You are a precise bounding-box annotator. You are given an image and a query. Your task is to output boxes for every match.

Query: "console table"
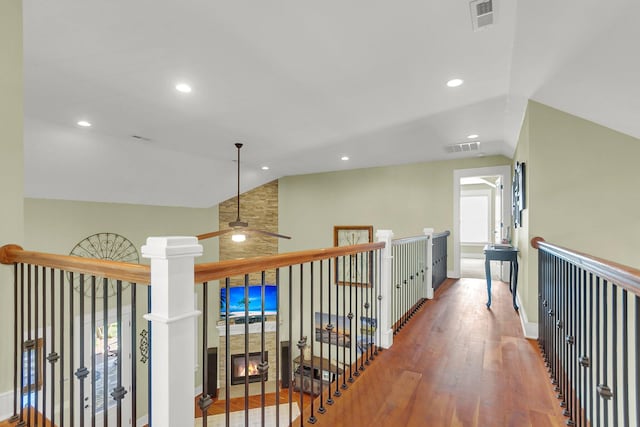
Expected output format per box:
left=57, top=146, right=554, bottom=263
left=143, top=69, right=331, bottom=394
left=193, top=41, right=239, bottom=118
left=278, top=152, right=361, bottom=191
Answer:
left=484, top=244, right=519, bottom=310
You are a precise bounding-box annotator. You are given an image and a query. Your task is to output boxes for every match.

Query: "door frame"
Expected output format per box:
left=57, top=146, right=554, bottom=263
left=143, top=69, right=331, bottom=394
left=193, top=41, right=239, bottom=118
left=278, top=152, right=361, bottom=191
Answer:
left=453, top=165, right=511, bottom=278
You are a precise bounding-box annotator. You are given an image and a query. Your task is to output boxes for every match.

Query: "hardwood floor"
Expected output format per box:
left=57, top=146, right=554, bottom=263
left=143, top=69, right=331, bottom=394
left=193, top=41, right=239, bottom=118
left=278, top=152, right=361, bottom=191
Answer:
left=301, top=278, right=568, bottom=427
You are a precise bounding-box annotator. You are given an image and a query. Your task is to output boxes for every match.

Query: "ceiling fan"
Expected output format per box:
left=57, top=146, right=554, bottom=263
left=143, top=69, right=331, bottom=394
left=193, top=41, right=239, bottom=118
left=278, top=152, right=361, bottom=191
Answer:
left=197, top=143, right=291, bottom=242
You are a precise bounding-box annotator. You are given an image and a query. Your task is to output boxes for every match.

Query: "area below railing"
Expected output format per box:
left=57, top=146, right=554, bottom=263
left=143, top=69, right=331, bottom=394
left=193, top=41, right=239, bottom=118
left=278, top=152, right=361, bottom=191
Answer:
left=532, top=236, right=640, bottom=427
left=1, top=227, right=449, bottom=427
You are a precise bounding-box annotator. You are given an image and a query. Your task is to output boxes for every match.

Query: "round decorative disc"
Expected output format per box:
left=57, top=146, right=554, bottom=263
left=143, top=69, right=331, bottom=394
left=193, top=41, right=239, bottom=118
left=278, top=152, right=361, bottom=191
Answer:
left=69, top=232, right=139, bottom=298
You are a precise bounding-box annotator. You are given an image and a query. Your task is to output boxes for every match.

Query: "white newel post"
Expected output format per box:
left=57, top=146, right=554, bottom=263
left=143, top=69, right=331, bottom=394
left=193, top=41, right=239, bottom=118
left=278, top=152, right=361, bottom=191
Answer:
left=376, top=229, right=394, bottom=349
left=423, top=228, right=434, bottom=300
left=142, top=237, right=203, bottom=427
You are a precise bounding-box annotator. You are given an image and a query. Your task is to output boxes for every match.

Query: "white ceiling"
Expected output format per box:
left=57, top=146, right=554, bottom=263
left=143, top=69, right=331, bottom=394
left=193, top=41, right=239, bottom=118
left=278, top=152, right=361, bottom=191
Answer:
left=22, top=0, right=640, bottom=208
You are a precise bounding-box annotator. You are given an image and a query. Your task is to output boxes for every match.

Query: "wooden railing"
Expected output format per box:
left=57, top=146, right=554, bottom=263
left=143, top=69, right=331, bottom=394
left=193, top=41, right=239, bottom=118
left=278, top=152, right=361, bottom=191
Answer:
left=532, top=237, right=640, bottom=427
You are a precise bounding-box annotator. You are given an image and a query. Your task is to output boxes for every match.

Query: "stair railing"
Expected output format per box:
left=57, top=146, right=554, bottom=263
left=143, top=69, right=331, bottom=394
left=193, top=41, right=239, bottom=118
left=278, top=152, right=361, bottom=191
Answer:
left=532, top=237, right=640, bottom=427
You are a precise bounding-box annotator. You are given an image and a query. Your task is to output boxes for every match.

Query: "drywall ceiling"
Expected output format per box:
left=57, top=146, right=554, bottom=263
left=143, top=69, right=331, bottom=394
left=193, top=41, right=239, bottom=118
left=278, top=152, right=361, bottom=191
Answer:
left=21, top=0, right=640, bottom=207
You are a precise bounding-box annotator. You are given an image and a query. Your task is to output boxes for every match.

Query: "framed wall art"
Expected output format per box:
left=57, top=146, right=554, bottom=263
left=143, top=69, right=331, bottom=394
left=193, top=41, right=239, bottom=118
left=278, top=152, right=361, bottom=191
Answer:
left=333, top=225, right=373, bottom=286
left=512, top=162, right=526, bottom=228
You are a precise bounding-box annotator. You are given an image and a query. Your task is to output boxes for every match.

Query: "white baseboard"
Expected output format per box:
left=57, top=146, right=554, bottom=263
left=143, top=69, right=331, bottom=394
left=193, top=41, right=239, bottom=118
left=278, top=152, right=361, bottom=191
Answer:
left=461, top=253, right=484, bottom=259
left=516, top=293, right=538, bottom=339
left=0, top=389, right=14, bottom=421
left=447, top=270, right=458, bottom=279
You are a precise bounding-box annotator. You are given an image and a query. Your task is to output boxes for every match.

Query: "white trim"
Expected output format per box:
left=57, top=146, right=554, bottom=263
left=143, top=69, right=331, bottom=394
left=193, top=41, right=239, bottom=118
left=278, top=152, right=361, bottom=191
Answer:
left=447, top=269, right=458, bottom=279
left=461, top=253, right=484, bottom=259
left=0, top=389, right=14, bottom=421
left=516, top=293, right=538, bottom=339
left=136, top=414, right=149, bottom=427
left=453, top=165, right=511, bottom=279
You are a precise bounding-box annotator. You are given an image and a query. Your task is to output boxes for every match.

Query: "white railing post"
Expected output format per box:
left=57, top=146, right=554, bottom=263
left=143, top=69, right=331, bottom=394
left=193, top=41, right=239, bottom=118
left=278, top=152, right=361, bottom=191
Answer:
left=142, top=236, right=203, bottom=427
left=376, top=229, right=394, bottom=349
left=424, top=228, right=434, bottom=300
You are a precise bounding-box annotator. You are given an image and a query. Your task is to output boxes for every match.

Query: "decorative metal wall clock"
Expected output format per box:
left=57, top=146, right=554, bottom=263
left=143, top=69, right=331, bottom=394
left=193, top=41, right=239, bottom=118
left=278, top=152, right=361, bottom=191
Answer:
left=69, top=232, right=139, bottom=297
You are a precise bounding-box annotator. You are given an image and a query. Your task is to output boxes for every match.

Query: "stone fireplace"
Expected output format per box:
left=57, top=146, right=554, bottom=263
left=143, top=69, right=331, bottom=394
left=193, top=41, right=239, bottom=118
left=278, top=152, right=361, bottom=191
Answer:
left=217, top=320, right=278, bottom=399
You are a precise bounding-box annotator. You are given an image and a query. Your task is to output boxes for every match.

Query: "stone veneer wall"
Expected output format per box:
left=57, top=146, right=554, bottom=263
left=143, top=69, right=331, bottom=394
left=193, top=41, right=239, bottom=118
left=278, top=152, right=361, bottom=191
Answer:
left=217, top=180, right=280, bottom=397
left=219, top=179, right=279, bottom=284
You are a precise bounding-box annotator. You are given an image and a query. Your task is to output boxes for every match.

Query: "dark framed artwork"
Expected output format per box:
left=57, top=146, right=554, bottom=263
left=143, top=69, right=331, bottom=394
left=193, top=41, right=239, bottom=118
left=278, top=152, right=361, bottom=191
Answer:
left=512, top=162, right=526, bottom=228
left=333, top=225, right=373, bottom=286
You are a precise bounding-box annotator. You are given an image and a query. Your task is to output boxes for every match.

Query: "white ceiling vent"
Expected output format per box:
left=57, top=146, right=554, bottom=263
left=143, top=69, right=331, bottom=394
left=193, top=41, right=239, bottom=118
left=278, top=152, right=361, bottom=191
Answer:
left=445, top=141, right=480, bottom=154
left=470, top=0, right=494, bottom=31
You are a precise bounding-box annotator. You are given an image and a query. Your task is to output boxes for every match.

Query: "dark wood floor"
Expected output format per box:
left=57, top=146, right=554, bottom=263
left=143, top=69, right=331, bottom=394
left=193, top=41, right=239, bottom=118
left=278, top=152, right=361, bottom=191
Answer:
left=300, top=278, right=568, bottom=427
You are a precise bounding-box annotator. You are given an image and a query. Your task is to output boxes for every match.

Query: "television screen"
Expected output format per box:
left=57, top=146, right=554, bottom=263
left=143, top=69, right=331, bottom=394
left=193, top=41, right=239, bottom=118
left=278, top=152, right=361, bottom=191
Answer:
left=220, top=285, right=277, bottom=317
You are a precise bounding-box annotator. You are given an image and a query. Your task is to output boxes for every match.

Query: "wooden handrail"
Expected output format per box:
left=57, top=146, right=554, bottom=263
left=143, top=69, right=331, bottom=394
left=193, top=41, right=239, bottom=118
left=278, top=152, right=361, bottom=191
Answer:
left=392, top=235, right=429, bottom=246
left=531, top=237, right=640, bottom=297
left=1, top=241, right=386, bottom=286
left=195, top=241, right=385, bottom=283
left=433, top=230, right=451, bottom=239
left=0, top=244, right=151, bottom=284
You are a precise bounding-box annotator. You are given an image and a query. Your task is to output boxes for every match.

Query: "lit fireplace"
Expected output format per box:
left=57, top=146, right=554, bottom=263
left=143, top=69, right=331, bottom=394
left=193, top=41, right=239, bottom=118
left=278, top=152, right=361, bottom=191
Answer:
left=230, top=351, right=268, bottom=385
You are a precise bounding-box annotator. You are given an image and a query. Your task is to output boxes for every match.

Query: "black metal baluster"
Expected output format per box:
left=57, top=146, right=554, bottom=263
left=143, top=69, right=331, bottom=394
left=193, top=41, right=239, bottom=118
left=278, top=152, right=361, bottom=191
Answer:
left=588, top=273, right=594, bottom=425
left=115, top=281, right=128, bottom=427
left=601, top=280, right=609, bottom=426
left=48, top=268, right=58, bottom=427
left=260, top=272, right=267, bottom=426
left=59, top=269, right=65, bottom=427
left=333, top=258, right=341, bottom=399
left=318, top=260, right=326, bottom=415
left=635, top=295, right=639, bottom=427
left=581, top=269, right=588, bottom=427
left=91, top=276, right=97, bottom=427
left=77, top=274, right=88, bottom=427
left=612, top=284, right=618, bottom=427
left=275, top=268, right=281, bottom=427
left=326, top=258, right=334, bottom=406
left=9, top=264, right=19, bottom=425
left=287, top=267, right=293, bottom=424
left=69, top=271, right=75, bottom=427
left=298, top=265, right=304, bottom=427
left=309, top=263, right=317, bottom=424
left=576, top=268, right=582, bottom=427
left=130, top=283, right=137, bottom=427
left=359, top=252, right=365, bottom=373
left=225, top=279, right=230, bottom=427
left=147, top=283, right=152, bottom=427
left=34, top=266, right=40, bottom=427
left=200, top=282, right=211, bottom=426
left=103, top=277, right=108, bottom=427
left=595, top=277, right=601, bottom=426
left=244, top=274, right=250, bottom=426
left=621, top=290, right=628, bottom=427
left=41, top=267, right=47, bottom=427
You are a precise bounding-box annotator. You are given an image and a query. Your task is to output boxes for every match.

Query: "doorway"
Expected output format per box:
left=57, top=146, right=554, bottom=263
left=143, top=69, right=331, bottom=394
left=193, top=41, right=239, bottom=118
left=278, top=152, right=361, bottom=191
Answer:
left=453, top=165, right=511, bottom=279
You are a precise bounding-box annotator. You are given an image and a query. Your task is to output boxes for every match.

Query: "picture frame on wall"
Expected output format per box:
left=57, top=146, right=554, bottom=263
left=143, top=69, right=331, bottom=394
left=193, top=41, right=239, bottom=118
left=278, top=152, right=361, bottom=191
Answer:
left=333, top=225, right=373, bottom=286
left=513, top=162, right=526, bottom=228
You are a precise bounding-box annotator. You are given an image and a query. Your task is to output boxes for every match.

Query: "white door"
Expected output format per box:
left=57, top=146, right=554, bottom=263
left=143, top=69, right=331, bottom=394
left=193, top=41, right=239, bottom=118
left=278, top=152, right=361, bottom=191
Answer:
left=76, top=309, right=132, bottom=427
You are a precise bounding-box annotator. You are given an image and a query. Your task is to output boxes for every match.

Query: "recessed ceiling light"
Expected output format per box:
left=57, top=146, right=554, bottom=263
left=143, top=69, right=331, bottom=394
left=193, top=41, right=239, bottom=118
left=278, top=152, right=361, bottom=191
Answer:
left=341, top=156, right=349, bottom=161
left=77, top=120, right=92, bottom=127
left=175, top=83, right=192, bottom=93
left=467, top=134, right=479, bottom=139
left=261, top=166, right=269, bottom=171
left=446, top=78, right=464, bottom=88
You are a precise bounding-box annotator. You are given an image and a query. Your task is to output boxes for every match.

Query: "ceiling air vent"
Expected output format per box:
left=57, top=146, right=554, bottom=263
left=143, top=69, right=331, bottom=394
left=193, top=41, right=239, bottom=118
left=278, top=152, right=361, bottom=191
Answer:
left=445, top=141, right=480, bottom=154
left=470, top=0, right=494, bottom=31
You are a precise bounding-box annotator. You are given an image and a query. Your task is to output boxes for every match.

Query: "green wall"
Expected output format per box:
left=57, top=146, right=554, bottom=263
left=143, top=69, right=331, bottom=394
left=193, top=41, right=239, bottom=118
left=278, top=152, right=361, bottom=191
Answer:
left=514, top=101, right=640, bottom=323
left=279, top=155, right=512, bottom=271
left=0, top=0, right=23, bottom=407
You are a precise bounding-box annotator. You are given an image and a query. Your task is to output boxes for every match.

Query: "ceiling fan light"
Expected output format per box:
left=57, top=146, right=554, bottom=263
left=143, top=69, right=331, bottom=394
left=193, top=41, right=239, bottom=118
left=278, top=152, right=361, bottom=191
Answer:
left=231, top=233, right=246, bottom=243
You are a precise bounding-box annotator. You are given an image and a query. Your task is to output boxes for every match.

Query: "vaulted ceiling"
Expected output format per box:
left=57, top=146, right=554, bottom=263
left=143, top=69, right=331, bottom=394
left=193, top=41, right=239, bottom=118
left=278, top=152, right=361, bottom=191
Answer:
left=22, top=0, right=640, bottom=207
